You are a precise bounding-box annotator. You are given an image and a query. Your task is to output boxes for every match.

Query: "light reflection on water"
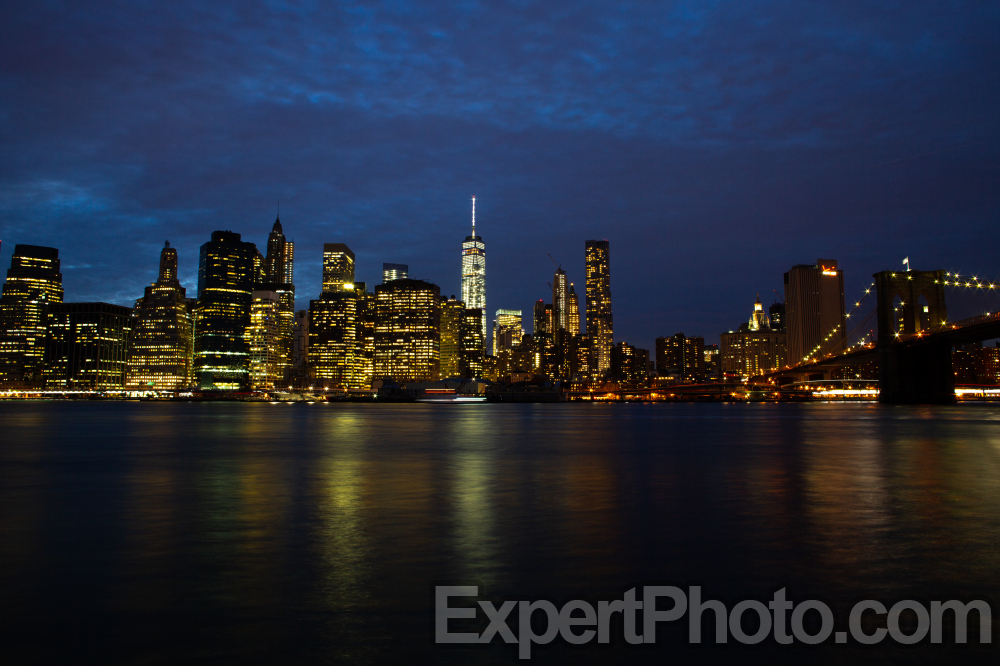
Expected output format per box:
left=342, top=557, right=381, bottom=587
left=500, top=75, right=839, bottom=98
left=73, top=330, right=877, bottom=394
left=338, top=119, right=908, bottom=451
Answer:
left=1, top=401, right=999, bottom=664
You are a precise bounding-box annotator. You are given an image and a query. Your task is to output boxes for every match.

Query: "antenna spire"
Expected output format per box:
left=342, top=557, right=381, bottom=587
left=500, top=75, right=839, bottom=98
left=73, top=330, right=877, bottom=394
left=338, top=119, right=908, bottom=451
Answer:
left=471, top=195, right=476, bottom=236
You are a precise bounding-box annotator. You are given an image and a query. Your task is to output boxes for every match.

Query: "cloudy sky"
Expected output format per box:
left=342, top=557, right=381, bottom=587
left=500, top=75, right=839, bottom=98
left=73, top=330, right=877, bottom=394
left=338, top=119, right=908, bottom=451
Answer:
left=2, top=0, right=997, bottom=349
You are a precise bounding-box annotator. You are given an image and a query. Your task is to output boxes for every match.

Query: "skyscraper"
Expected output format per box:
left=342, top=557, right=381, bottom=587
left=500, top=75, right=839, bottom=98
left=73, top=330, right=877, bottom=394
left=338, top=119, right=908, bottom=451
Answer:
left=354, top=282, right=375, bottom=388
left=128, top=242, right=194, bottom=390
left=784, top=259, right=846, bottom=364
left=309, top=243, right=360, bottom=388
left=44, top=302, right=134, bottom=389
left=248, top=290, right=282, bottom=390
left=382, top=263, right=409, bottom=283
left=552, top=268, right=569, bottom=332
left=533, top=300, right=548, bottom=336
left=461, top=196, right=486, bottom=341
left=440, top=295, right=464, bottom=378
left=748, top=294, right=769, bottom=331
left=323, top=243, right=356, bottom=292
left=769, top=302, right=785, bottom=333
left=720, top=296, right=788, bottom=379
left=0, top=245, right=64, bottom=387
left=374, top=279, right=441, bottom=382
left=194, top=230, right=258, bottom=390
left=492, top=309, right=523, bottom=356
left=264, top=216, right=288, bottom=283
left=567, top=283, right=580, bottom=336
left=585, top=240, right=613, bottom=374
left=460, top=307, right=484, bottom=378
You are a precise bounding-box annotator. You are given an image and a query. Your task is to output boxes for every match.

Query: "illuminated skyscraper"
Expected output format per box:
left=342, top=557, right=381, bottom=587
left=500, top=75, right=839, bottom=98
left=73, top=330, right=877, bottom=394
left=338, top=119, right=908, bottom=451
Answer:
left=128, top=242, right=194, bottom=390
left=748, top=294, right=770, bottom=331
left=461, top=196, right=486, bottom=341
left=585, top=240, right=613, bottom=374
left=248, top=290, right=282, bottom=390
left=567, top=284, right=580, bottom=336
left=440, top=295, right=464, bottom=378
left=720, top=297, right=787, bottom=379
left=552, top=268, right=568, bottom=331
left=309, top=243, right=360, bottom=388
left=784, top=259, right=845, bottom=363
left=282, top=241, right=294, bottom=284
left=194, top=230, right=258, bottom=390
left=460, top=307, right=484, bottom=378
left=323, top=243, right=356, bottom=291
left=533, top=300, right=548, bottom=336
left=374, top=279, right=441, bottom=382
left=0, top=244, right=64, bottom=386
left=382, top=263, right=409, bottom=283
left=44, top=303, right=134, bottom=389
left=354, top=282, right=375, bottom=388
left=492, top=309, right=523, bottom=356
left=261, top=216, right=295, bottom=381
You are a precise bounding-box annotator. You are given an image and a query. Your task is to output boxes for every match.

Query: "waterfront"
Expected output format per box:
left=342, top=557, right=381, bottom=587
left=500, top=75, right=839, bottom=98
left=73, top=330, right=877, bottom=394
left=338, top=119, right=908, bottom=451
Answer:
left=2, top=402, right=1000, bottom=664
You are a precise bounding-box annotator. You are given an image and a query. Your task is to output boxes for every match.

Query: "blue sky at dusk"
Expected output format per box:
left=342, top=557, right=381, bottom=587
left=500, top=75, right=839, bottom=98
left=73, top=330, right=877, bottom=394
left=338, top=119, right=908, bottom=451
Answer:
left=1, top=0, right=998, bottom=349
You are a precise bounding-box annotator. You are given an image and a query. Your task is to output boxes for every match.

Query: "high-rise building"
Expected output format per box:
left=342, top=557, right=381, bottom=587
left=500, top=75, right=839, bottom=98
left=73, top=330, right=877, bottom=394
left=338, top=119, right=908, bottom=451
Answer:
left=440, top=296, right=464, bottom=378
left=585, top=240, right=613, bottom=374
left=382, top=263, right=409, bottom=283
left=194, top=230, right=259, bottom=390
left=568, top=333, right=593, bottom=380
left=248, top=290, right=282, bottom=390
left=655, top=333, right=704, bottom=382
left=552, top=268, right=569, bottom=332
left=769, top=302, right=785, bottom=333
left=720, top=297, right=788, bottom=379
left=354, top=282, right=375, bottom=388
left=0, top=245, right=64, bottom=386
left=292, top=309, right=308, bottom=374
left=323, top=243, right=356, bottom=292
left=460, top=307, right=484, bottom=378
left=44, top=303, right=134, bottom=389
left=567, top=284, right=580, bottom=336
left=611, top=342, right=647, bottom=384
left=309, top=289, right=357, bottom=388
left=784, top=259, right=845, bottom=364
left=533, top=300, right=548, bottom=336
left=128, top=241, right=194, bottom=390
left=492, top=309, right=523, bottom=356
left=261, top=216, right=296, bottom=380
left=374, top=279, right=441, bottom=382
left=461, top=196, right=486, bottom=341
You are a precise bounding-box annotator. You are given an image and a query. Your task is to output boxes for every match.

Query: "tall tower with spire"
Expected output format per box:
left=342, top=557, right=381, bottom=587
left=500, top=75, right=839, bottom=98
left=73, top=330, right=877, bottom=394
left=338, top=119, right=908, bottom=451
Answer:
left=260, top=214, right=296, bottom=382
left=461, top=196, right=486, bottom=342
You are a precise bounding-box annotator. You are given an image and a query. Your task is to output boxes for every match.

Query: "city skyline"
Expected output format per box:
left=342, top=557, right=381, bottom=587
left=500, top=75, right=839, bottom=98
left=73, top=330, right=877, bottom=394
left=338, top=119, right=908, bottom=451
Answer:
left=2, top=2, right=996, bottom=350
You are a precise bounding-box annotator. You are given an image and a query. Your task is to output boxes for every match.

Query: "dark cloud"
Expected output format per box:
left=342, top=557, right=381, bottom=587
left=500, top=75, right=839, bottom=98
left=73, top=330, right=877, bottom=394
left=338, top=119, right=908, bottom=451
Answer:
left=1, top=0, right=998, bottom=347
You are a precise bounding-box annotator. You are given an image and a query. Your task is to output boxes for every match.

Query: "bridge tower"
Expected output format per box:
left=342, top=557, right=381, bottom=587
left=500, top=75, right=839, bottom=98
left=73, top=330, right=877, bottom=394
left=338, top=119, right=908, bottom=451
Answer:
left=874, top=269, right=953, bottom=404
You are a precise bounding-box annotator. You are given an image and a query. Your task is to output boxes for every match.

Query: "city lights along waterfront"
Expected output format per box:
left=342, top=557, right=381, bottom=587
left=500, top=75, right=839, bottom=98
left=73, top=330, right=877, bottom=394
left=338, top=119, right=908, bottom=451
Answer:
left=1, top=205, right=998, bottom=403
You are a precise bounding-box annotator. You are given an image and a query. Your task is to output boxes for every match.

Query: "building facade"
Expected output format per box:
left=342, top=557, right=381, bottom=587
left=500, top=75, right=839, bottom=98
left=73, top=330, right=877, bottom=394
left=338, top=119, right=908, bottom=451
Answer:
left=309, top=290, right=357, bottom=388
left=382, top=263, right=408, bottom=283
left=552, top=267, right=568, bottom=332
left=440, top=296, right=464, bottom=378
left=0, top=244, right=64, bottom=387
left=567, top=284, right=580, bottom=336
left=44, top=302, right=134, bottom=389
left=492, top=309, right=523, bottom=356
left=461, top=197, right=486, bottom=341
left=194, top=230, right=259, bottom=390
left=784, top=259, right=846, bottom=364
left=374, top=279, right=441, bottom=382
left=248, top=290, right=282, bottom=390
left=128, top=241, right=194, bottom=390
left=460, top=307, right=484, bottom=378
left=585, top=240, right=613, bottom=375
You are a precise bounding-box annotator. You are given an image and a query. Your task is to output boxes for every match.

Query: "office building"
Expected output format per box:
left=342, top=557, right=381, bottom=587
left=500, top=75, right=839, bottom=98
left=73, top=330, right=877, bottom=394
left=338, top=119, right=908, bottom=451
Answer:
left=461, top=196, right=486, bottom=341
left=262, top=216, right=296, bottom=379
left=44, top=303, right=134, bottom=389
left=568, top=333, right=593, bottom=380
left=460, top=307, right=484, bottom=378
left=323, top=243, right=356, bottom=292
left=552, top=268, right=568, bottom=331
left=749, top=294, right=769, bottom=331
left=0, top=244, right=64, bottom=386
left=533, top=300, right=548, bottom=336
left=382, top=263, right=409, bottom=283
left=440, top=296, right=464, bottom=378
left=720, top=297, right=787, bottom=379
left=128, top=241, right=194, bottom=390
left=567, top=284, right=580, bottom=336
left=492, top=309, right=523, bottom=356
left=354, top=282, right=375, bottom=388
left=585, top=240, right=613, bottom=374
left=374, top=279, right=441, bottom=382
left=292, top=309, right=308, bottom=372
left=611, top=342, right=647, bottom=384
left=703, top=344, right=721, bottom=381
left=194, top=230, right=259, bottom=390
left=769, top=302, right=785, bottom=333
left=248, top=290, right=282, bottom=390
left=309, top=289, right=357, bottom=388
left=784, top=259, right=845, bottom=364
left=655, top=333, right=705, bottom=382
